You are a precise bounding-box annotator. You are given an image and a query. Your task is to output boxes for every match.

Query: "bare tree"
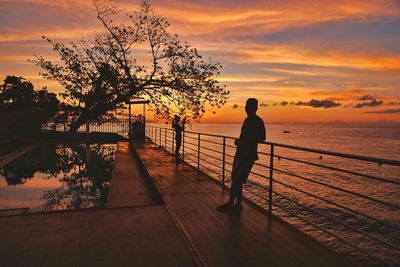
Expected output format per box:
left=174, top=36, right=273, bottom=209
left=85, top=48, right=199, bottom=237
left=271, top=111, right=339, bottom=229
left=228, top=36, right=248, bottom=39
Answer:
left=31, top=0, right=229, bottom=132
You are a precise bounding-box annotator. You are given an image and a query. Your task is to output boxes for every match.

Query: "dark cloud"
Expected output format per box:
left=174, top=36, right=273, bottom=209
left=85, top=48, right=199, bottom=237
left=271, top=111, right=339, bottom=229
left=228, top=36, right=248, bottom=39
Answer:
left=294, top=99, right=341, bottom=108
left=272, top=103, right=278, bottom=106
left=358, top=95, right=375, bottom=101
left=387, top=101, right=400, bottom=106
left=234, top=103, right=268, bottom=109
left=353, top=97, right=383, bottom=108
left=280, top=101, right=288, bottom=106
left=365, top=108, right=400, bottom=114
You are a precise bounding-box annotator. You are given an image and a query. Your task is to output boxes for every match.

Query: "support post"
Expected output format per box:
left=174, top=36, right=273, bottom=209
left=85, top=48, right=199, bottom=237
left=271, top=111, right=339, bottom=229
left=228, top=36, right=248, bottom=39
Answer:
left=197, top=133, right=201, bottom=171
left=269, top=144, right=274, bottom=220
left=182, top=131, right=185, bottom=161
left=164, top=128, right=167, bottom=149
left=128, top=103, right=131, bottom=139
left=159, top=127, right=161, bottom=146
left=222, top=137, right=226, bottom=186
left=172, top=130, right=175, bottom=155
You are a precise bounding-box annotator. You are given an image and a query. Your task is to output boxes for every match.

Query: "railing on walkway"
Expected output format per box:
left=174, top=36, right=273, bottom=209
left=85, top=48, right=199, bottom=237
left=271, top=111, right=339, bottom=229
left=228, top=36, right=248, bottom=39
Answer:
left=145, top=125, right=400, bottom=267
left=42, top=118, right=130, bottom=137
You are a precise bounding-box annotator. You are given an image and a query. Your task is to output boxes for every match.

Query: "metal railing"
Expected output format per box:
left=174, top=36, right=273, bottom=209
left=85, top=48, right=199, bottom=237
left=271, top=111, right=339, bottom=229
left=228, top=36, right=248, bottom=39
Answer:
left=146, top=125, right=400, bottom=267
left=42, top=118, right=130, bottom=137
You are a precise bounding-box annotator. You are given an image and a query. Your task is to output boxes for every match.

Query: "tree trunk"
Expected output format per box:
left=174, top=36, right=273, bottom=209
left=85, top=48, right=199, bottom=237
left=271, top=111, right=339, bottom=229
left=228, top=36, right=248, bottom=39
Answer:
left=67, top=115, right=87, bottom=133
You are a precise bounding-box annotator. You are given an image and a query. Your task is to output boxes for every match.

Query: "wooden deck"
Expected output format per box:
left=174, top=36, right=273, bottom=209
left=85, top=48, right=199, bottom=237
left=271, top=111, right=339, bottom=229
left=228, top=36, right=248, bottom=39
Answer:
left=0, top=140, right=355, bottom=267
left=133, top=139, right=354, bottom=267
left=0, top=206, right=195, bottom=266
left=107, top=142, right=160, bottom=207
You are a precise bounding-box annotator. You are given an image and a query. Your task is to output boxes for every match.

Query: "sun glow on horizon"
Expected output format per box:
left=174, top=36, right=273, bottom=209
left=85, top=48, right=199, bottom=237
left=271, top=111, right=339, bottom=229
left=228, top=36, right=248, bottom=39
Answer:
left=0, top=0, right=399, bottom=122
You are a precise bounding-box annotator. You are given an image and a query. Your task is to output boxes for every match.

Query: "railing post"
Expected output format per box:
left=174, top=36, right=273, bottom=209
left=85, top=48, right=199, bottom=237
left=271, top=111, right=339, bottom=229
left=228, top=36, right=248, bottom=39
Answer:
left=222, top=137, right=226, bottom=187
left=197, top=133, right=201, bottom=171
left=269, top=144, right=274, bottom=219
left=164, top=128, right=167, bottom=149
left=172, top=130, right=175, bottom=154
left=182, top=131, right=185, bottom=161
left=159, top=127, right=161, bottom=146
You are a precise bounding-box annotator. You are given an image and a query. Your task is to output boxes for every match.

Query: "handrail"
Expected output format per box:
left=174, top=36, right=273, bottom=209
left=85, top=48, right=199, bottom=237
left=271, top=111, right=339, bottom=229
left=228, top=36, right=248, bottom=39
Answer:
left=147, top=126, right=400, bottom=166
left=145, top=125, right=400, bottom=266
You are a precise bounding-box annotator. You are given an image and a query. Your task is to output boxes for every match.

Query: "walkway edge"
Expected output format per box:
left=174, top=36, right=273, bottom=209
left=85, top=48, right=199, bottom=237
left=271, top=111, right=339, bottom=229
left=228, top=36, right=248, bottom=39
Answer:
left=0, top=144, right=37, bottom=167
left=130, top=142, right=164, bottom=205
left=164, top=203, right=208, bottom=267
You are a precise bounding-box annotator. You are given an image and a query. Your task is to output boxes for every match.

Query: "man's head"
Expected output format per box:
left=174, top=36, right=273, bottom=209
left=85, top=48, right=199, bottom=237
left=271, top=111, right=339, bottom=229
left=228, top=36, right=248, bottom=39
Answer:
left=174, top=115, right=180, bottom=122
left=245, top=98, right=258, bottom=116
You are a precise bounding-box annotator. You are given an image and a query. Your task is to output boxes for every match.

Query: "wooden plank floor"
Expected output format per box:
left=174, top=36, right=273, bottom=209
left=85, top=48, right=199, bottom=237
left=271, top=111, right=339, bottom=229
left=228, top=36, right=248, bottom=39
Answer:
left=0, top=207, right=195, bottom=267
left=107, top=142, right=157, bottom=207
left=134, top=139, right=355, bottom=267
left=0, top=141, right=195, bottom=267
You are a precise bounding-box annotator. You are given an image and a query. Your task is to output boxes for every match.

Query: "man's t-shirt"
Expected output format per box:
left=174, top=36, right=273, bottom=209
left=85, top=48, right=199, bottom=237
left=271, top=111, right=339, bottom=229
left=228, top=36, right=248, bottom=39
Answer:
left=235, top=115, right=266, bottom=161
left=173, top=123, right=184, bottom=139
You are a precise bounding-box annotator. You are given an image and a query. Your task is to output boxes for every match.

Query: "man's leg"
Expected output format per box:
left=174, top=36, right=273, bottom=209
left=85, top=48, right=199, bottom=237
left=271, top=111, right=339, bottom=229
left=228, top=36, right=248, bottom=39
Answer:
left=235, top=183, right=243, bottom=207
left=217, top=157, right=240, bottom=212
left=235, top=160, right=254, bottom=209
left=228, top=178, right=241, bottom=205
left=175, top=138, right=181, bottom=158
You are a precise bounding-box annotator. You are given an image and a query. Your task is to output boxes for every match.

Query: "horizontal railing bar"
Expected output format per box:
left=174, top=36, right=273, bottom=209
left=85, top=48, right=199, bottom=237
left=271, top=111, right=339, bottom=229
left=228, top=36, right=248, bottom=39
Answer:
left=198, top=151, right=222, bottom=162
left=272, top=189, right=400, bottom=250
left=225, top=168, right=232, bottom=174
left=225, top=153, right=235, bottom=158
left=149, top=126, right=400, bottom=166
left=199, top=138, right=223, bottom=146
left=274, top=153, right=400, bottom=186
left=274, top=167, right=400, bottom=209
left=242, top=184, right=271, bottom=203
left=184, top=130, right=236, bottom=140
left=199, top=145, right=223, bottom=155
left=257, top=151, right=272, bottom=156
left=183, top=140, right=199, bottom=147
left=253, top=162, right=271, bottom=169
left=245, top=180, right=271, bottom=195
left=199, top=157, right=223, bottom=169
left=183, top=135, right=198, bottom=140
left=266, top=141, right=400, bottom=166
left=184, top=146, right=198, bottom=153
left=224, top=143, right=237, bottom=149
left=273, top=178, right=400, bottom=231
left=271, top=201, right=388, bottom=265
left=199, top=163, right=222, bottom=177
left=249, top=170, right=270, bottom=179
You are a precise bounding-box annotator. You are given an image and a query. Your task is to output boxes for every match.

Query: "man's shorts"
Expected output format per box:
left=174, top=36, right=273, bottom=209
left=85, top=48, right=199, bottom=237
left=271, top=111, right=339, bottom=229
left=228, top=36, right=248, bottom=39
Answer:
left=231, top=157, right=255, bottom=183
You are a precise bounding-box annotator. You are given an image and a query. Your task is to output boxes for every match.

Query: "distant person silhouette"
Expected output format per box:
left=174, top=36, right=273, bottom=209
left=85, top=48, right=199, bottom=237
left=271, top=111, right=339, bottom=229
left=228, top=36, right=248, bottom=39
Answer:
left=172, top=115, right=185, bottom=160
left=217, top=98, right=266, bottom=212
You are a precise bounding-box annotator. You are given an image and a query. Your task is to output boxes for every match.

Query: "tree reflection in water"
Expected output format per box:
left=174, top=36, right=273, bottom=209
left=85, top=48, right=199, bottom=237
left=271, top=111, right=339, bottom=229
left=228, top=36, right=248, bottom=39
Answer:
left=0, top=144, right=116, bottom=211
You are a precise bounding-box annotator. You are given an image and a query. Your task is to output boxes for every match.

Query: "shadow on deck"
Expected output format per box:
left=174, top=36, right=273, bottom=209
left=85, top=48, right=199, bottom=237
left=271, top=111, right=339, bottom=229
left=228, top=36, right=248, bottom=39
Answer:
left=0, top=140, right=354, bottom=267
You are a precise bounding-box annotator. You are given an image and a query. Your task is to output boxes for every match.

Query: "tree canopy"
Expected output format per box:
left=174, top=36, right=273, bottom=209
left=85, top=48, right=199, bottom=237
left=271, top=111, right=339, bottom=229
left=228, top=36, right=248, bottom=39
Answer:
left=0, top=75, right=59, bottom=123
left=31, top=0, right=229, bottom=132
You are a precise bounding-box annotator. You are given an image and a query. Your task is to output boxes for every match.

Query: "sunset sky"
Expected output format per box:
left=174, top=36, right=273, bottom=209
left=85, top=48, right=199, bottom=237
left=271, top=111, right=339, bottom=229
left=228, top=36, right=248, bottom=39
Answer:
left=0, top=0, right=399, bottom=122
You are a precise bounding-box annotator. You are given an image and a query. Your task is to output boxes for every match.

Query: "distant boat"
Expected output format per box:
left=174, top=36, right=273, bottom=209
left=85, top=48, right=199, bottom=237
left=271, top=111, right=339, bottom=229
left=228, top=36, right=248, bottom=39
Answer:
left=283, top=130, right=291, bottom=133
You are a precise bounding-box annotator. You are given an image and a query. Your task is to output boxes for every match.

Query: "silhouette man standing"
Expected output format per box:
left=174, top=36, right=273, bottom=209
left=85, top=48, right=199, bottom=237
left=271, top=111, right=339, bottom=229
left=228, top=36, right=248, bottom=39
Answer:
left=217, top=98, right=266, bottom=212
left=172, top=115, right=185, bottom=160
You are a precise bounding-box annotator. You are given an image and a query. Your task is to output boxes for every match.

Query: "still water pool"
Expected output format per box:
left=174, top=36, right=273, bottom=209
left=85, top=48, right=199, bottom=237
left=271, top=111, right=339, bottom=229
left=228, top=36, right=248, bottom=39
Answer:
left=0, top=144, right=116, bottom=212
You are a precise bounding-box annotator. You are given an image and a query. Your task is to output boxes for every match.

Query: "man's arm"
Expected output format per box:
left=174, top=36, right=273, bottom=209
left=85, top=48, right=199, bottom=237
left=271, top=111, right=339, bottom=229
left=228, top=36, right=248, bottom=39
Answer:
left=259, top=121, right=266, bottom=142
